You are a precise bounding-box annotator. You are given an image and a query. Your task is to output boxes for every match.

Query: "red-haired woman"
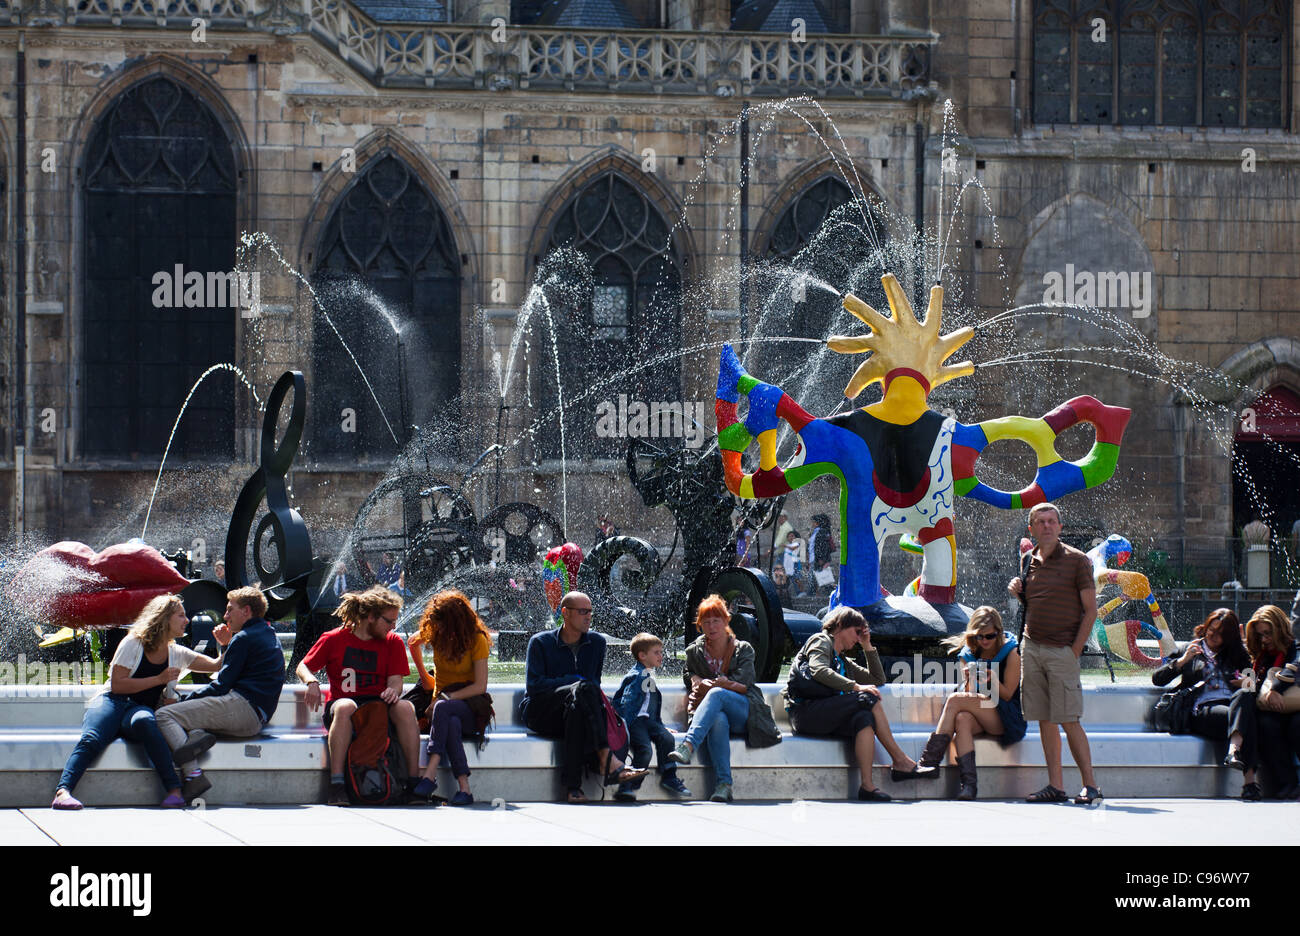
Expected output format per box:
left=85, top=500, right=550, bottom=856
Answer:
left=667, top=594, right=781, bottom=802
left=408, top=590, right=492, bottom=805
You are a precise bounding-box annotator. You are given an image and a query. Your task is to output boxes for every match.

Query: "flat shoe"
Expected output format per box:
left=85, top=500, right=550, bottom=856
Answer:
left=1222, top=750, right=1246, bottom=772
left=890, top=764, right=938, bottom=782
left=160, top=793, right=186, bottom=809
left=566, top=789, right=587, bottom=804
left=51, top=791, right=83, bottom=810
left=1026, top=785, right=1068, bottom=803
left=857, top=786, right=891, bottom=802
left=1241, top=781, right=1262, bottom=802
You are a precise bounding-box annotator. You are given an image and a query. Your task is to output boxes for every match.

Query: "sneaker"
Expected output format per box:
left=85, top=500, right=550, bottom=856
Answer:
left=613, top=782, right=637, bottom=803
left=327, top=782, right=349, bottom=806
left=667, top=741, right=694, bottom=765
left=51, top=789, right=83, bottom=810
left=660, top=775, right=692, bottom=798
left=449, top=791, right=474, bottom=807
left=172, top=729, right=216, bottom=766
left=709, top=782, right=733, bottom=803
left=182, top=773, right=212, bottom=803
left=412, top=777, right=437, bottom=800
left=160, top=792, right=186, bottom=809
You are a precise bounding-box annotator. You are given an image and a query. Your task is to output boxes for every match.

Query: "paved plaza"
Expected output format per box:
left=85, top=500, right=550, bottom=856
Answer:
left=2, top=798, right=1288, bottom=847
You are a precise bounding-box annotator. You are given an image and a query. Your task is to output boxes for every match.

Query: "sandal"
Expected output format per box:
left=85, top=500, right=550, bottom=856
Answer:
left=1074, top=785, right=1104, bottom=805
left=1025, top=785, right=1068, bottom=803
left=566, top=788, right=587, bottom=804
left=1241, top=781, right=1262, bottom=802
left=603, top=764, right=649, bottom=786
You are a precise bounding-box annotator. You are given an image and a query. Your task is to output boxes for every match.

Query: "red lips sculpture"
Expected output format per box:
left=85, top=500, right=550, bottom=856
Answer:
left=11, top=541, right=190, bottom=629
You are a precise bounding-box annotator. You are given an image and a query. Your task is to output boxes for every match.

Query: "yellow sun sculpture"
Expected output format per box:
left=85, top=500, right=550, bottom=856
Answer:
left=827, top=273, right=975, bottom=424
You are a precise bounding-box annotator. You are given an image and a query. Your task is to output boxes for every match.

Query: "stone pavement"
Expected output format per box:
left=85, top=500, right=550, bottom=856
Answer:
left=2, top=798, right=1288, bottom=846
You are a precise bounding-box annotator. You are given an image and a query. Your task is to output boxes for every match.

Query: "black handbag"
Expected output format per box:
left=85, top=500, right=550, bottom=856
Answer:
left=786, top=643, right=840, bottom=703
left=1152, top=680, right=1203, bottom=734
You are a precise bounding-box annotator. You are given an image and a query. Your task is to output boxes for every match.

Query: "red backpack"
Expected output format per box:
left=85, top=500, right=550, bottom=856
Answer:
left=345, top=701, right=408, bottom=806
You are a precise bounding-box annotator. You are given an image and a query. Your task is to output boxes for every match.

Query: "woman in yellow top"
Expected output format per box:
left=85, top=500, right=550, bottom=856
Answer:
left=408, top=590, right=492, bottom=805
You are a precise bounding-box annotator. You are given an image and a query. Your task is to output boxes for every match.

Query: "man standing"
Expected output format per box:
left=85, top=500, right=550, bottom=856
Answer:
left=156, top=587, right=286, bottom=802
left=1008, top=503, right=1101, bottom=804
left=771, top=512, right=794, bottom=572
left=519, top=591, right=647, bottom=802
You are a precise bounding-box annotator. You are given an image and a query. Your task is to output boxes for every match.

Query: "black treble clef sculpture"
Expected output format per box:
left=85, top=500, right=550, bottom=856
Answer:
left=224, top=371, right=317, bottom=621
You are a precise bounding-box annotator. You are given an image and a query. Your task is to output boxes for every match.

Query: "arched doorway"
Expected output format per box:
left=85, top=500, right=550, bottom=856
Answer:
left=1232, top=385, right=1300, bottom=582
left=309, top=152, right=463, bottom=462
left=82, top=75, right=239, bottom=459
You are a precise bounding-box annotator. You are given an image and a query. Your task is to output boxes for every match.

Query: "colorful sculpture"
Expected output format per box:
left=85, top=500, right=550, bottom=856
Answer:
left=541, top=542, right=584, bottom=620
left=1087, top=534, right=1176, bottom=667
left=716, top=273, right=1132, bottom=612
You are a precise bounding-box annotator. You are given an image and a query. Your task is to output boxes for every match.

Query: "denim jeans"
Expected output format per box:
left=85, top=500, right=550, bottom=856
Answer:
left=683, top=687, right=749, bottom=785
left=58, top=693, right=181, bottom=794
left=625, top=717, right=678, bottom=789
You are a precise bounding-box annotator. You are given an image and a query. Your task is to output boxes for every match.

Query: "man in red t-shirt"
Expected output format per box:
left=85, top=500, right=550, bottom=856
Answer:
left=296, top=585, right=420, bottom=805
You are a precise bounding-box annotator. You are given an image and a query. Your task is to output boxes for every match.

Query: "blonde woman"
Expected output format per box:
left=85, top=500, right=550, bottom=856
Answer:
left=916, top=606, right=1026, bottom=800
left=1227, top=606, right=1300, bottom=799
left=52, top=595, right=221, bottom=809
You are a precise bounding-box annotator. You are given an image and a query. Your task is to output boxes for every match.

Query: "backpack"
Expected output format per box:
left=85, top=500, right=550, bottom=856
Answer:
left=345, top=700, right=408, bottom=806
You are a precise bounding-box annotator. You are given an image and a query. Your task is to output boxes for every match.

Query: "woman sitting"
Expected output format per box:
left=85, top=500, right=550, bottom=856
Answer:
left=1226, top=605, right=1300, bottom=799
left=408, top=590, right=492, bottom=806
left=52, top=595, right=221, bottom=809
left=1151, top=608, right=1253, bottom=798
left=667, top=594, right=781, bottom=802
left=917, top=606, right=1026, bottom=800
left=782, top=606, right=934, bottom=801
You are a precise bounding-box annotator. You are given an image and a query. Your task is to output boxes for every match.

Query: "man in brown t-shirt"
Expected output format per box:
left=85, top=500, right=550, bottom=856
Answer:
left=1008, top=502, right=1101, bottom=805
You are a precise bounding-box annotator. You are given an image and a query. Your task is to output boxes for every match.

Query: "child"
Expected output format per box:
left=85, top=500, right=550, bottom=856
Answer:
left=613, top=633, right=692, bottom=801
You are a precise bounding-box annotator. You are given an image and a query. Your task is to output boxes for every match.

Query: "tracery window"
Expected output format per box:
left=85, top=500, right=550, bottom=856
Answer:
left=1033, top=0, right=1288, bottom=127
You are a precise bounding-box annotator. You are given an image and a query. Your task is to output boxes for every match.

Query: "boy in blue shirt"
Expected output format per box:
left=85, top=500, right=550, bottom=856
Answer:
left=613, top=633, right=691, bottom=801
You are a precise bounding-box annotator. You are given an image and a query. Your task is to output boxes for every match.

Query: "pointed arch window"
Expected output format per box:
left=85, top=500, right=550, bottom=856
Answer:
left=311, top=153, right=463, bottom=461
left=82, top=75, right=238, bottom=459
left=536, top=170, right=683, bottom=461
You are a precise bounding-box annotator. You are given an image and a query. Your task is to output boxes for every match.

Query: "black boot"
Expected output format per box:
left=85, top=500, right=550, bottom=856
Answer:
left=956, top=751, right=977, bottom=801
left=918, top=732, right=951, bottom=769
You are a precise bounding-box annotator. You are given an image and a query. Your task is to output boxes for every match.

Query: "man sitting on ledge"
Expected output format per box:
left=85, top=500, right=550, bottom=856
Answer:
left=520, top=591, right=647, bottom=803
left=296, top=585, right=421, bottom=806
left=156, top=586, right=286, bottom=803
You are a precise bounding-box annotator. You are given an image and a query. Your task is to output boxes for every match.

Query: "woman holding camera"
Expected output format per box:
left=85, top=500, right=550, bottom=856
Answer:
left=1152, top=608, right=1253, bottom=797
left=916, top=606, right=1025, bottom=800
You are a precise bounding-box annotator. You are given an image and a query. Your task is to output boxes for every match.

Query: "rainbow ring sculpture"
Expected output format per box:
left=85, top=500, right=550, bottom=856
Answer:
left=716, top=273, right=1132, bottom=615
left=1087, top=534, right=1176, bottom=667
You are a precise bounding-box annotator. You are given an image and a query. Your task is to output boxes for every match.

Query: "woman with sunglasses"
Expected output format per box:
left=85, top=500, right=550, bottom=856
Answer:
left=1224, top=605, right=1300, bottom=799
left=916, top=606, right=1026, bottom=800
left=1151, top=608, right=1254, bottom=798
left=781, top=606, right=934, bottom=801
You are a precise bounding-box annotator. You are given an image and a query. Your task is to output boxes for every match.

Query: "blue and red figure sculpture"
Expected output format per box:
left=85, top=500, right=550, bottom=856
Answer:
left=716, top=273, right=1132, bottom=612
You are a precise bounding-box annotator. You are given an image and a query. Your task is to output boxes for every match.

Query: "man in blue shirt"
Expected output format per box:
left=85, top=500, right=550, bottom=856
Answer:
left=156, top=586, right=286, bottom=802
left=519, top=591, right=647, bottom=802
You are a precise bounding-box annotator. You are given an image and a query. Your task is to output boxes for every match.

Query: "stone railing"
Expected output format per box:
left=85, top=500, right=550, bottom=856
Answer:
left=1, top=0, right=934, bottom=96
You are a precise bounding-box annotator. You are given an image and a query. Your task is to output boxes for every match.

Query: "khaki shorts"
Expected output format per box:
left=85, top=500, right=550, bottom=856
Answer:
left=1020, top=638, right=1083, bottom=723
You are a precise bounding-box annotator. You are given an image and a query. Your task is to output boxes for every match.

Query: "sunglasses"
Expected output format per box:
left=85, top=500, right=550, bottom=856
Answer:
left=976, top=632, right=998, bottom=641
left=564, top=607, right=594, bottom=615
